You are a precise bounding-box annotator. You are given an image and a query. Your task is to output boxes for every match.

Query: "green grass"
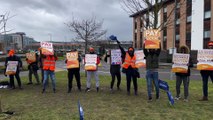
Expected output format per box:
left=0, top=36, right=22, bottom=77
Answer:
left=1, top=71, right=213, bottom=120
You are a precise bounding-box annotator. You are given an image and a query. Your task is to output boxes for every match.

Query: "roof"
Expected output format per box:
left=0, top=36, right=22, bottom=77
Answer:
left=129, top=0, right=174, bottom=17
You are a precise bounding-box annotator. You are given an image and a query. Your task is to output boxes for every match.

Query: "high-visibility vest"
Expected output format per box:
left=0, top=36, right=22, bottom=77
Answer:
left=43, top=56, right=56, bottom=71
left=122, top=52, right=136, bottom=69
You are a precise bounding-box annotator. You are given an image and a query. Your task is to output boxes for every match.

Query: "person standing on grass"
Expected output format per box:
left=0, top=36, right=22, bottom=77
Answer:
left=42, top=53, right=58, bottom=93
left=143, top=43, right=161, bottom=101
left=199, top=42, right=213, bottom=101
left=4, top=49, right=23, bottom=89
left=174, top=45, right=193, bottom=102
left=117, top=40, right=139, bottom=96
left=26, top=51, right=40, bottom=85
left=104, top=49, right=121, bottom=92
left=65, top=49, right=82, bottom=93
left=85, top=47, right=100, bottom=92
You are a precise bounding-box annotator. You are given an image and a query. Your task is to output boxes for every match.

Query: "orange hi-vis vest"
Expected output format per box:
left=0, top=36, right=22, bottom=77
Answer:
left=43, top=56, right=56, bottom=71
left=122, top=52, right=136, bottom=69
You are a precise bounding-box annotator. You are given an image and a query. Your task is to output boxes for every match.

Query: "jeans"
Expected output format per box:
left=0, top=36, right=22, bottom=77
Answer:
left=146, top=70, right=159, bottom=98
left=176, top=75, right=190, bottom=99
left=43, top=70, right=56, bottom=90
left=87, top=71, right=99, bottom=88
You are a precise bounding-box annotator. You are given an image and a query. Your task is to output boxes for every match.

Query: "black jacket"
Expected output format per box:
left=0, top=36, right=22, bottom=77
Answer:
left=5, top=55, right=22, bottom=72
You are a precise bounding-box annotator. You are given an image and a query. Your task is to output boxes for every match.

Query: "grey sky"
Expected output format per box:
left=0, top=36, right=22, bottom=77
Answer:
left=0, top=0, right=132, bottom=42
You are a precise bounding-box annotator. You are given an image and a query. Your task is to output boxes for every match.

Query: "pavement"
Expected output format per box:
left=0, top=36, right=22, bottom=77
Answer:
left=0, top=60, right=202, bottom=81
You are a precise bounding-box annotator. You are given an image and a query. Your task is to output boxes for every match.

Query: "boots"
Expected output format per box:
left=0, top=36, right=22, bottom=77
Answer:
left=199, top=96, right=208, bottom=101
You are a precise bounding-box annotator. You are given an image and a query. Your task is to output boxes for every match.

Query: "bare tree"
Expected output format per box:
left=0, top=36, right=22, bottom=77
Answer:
left=0, top=12, right=14, bottom=34
left=65, top=16, right=107, bottom=54
left=120, top=0, right=187, bottom=30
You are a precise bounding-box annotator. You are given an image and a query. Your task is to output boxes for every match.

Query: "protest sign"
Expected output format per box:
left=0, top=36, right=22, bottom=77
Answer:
left=172, top=53, right=189, bottom=73
left=135, top=50, right=146, bottom=68
left=144, top=29, right=160, bottom=49
left=40, top=42, right=54, bottom=55
left=66, top=52, right=79, bottom=69
left=85, top=54, right=97, bottom=70
left=111, top=49, right=122, bottom=65
left=197, top=49, right=213, bottom=70
left=26, top=52, right=36, bottom=63
left=6, top=61, right=18, bottom=75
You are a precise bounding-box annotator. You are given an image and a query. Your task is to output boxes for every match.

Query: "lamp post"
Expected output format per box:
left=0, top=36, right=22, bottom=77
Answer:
left=48, top=33, right=52, bottom=42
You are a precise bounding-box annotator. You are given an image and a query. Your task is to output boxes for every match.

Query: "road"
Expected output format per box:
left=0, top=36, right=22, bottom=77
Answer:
left=0, top=60, right=202, bottom=81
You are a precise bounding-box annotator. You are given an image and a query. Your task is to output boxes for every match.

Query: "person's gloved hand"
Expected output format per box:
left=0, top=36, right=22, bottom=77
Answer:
left=4, top=74, right=7, bottom=77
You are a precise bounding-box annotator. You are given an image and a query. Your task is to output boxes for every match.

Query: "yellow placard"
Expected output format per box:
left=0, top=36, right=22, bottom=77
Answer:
left=85, top=64, right=97, bottom=71
left=66, top=52, right=79, bottom=69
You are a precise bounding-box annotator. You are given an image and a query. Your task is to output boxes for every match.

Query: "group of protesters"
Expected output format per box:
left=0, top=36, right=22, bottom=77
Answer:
left=3, top=40, right=213, bottom=102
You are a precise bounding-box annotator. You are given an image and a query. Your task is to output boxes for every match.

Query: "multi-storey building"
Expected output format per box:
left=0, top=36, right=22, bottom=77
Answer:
left=130, top=0, right=212, bottom=50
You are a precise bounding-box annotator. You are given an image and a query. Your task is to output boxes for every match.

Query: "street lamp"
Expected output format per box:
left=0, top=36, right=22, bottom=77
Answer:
left=48, top=33, right=52, bottom=42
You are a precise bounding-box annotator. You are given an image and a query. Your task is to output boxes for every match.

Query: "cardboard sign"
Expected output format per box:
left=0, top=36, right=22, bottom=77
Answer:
left=111, top=49, right=122, bottom=65
left=26, top=52, right=36, bottom=63
left=197, top=49, right=213, bottom=70
left=144, top=29, right=160, bottom=49
left=66, top=52, right=79, bottom=69
left=85, top=54, right=97, bottom=70
left=135, top=50, right=146, bottom=68
left=172, top=53, right=189, bottom=73
left=6, top=61, right=18, bottom=75
left=40, top=42, right=54, bottom=55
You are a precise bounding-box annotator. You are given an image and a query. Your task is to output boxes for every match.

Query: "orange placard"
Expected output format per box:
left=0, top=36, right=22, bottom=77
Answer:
left=145, top=40, right=160, bottom=49
left=135, top=50, right=146, bottom=68
left=172, top=53, right=189, bottom=73
left=66, top=52, right=79, bottom=69
left=40, top=42, right=54, bottom=55
left=84, top=54, right=97, bottom=71
left=6, top=61, right=18, bottom=75
left=26, top=52, right=36, bottom=63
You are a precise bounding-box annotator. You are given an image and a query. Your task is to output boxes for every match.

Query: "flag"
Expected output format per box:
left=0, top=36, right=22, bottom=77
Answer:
left=158, top=79, right=169, bottom=91
left=109, top=35, right=117, bottom=41
left=167, top=91, right=175, bottom=105
left=78, top=101, right=84, bottom=120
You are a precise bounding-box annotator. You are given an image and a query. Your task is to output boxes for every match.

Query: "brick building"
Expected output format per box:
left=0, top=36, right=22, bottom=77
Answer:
left=130, top=0, right=212, bottom=50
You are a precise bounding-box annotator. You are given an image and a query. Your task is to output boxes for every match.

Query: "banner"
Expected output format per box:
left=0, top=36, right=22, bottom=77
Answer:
left=172, top=53, right=189, bottom=73
left=197, top=49, right=213, bottom=70
left=40, top=42, right=54, bottom=55
left=135, top=50, right=146, bottom=68
left=26, top=52, right=36, bottom=63
left=85, top=54, right=97, bottom=71
left=111, top=49, right=122, bottom=65
left=158, top=79, right=169, bottom=91
left=66, top=52, right=79, bottom=69
left=78, top=101, right=84, bottom=120
left=6, top=61, right=18, bottom=75
left=167, top=91, right=175, bottom=105
left=144, top=29, right=160, bottom=49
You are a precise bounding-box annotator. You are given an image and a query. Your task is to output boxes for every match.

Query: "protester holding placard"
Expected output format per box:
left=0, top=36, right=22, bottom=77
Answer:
left=199, top=42, right=213, bottom=101
left=104, top=49, right=121, bottom=92
left=174, top=46, right=193, bottom=102
left=117, top=41, right=139, bottom=96
left=42, top=53, right=58, bottom=93
left=85, top=47, right=100, bottom=92
left=4, top=49, right=23, bottom=89
left=143, top=43, right=161, bottom=101
left=65, top=49, right=82, bottom=93
left=26, top=52, right=40, bottom=85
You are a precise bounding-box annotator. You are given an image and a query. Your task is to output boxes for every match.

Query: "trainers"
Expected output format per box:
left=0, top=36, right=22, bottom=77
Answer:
left=174, top=96, right=181, bottom=100
left=148, top=97, right=152, bottom=102
left=96, top=87, right=99, bottom=92
left=183, top=99, right=188, bottom=102
left=110, top=88, right=114, bottom=93
left=85, top=88, right=90, bottom=92
left=199, top=96, right=208, bottom=101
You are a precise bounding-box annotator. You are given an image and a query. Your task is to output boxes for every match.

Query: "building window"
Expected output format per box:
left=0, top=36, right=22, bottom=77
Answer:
left=204, top=11, right=211, bottom=19
left=176, top=19, right=180, bottom=25
left=176, top=34, right=180, bottom=41
left=187, top=16, right=191, bottom=23
left=163, top=36, right=167, bottom=42
left=204, top=31, right=210, bottom=38
left=163, top=7, right=167, bottom=13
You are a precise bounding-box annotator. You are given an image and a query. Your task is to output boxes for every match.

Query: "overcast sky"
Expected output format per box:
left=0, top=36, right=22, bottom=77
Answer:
left=0, top=0, right=132, bottom=42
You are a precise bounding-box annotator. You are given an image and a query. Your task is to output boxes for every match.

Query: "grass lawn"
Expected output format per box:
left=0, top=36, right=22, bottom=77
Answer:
left=0, top=71, right=213, bottom=120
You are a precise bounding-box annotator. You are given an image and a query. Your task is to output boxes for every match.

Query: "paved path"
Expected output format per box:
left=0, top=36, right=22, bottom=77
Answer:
left=0, top=60, right=203, bottom=81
